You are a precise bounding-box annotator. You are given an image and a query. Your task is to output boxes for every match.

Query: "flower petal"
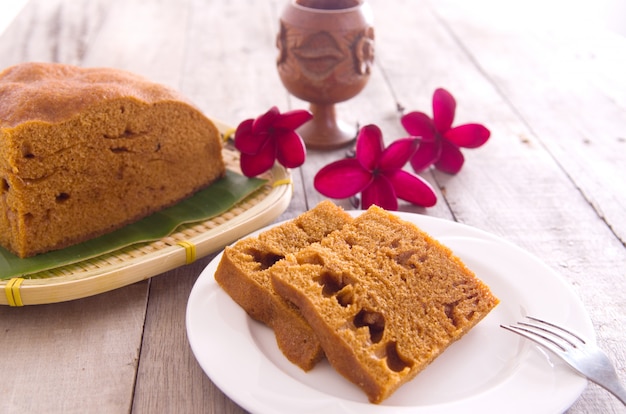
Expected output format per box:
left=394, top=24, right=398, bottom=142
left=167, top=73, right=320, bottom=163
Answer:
left=355, top=124, right=384, bottom=171
left=432, top=88, right=456, bottom=133
left=314, top=158, right=372, bottom=198
left=435, top=139, right=464, bottom=174
left=234, top=119, right=266, bottom=155
left=239, top=138, right=277, bottom=177
left=388, top=170, right=437, bottom=207
left=252, top=106, right=280, bottom=134
left=379, top=137, right=419, bottom=171
left=274, top=109, right=313, bottom=130
left=276, top=130, right=306, bottom=168
left=410, top=140, right=441, bottom=172
left=361, top=175, right=398, bottom=211
left=400, top=112, right=436, bottom=141
left=445, top=124, right=490, bottom=148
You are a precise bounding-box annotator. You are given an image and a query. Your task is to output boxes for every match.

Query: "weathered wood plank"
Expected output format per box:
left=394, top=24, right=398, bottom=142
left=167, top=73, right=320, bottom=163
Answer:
left=80, top=0, right=192, bottom=88
left=0, top=0, right=116, bottom=67
left=431, top=0, right=626, bottom=246
left=131, top=255, right=247, bottom=414
left=181, top=0, right=290, bottom=126
left=0, top=282, right=148, bottom=413
left=0, top=0, right=29, bottom=36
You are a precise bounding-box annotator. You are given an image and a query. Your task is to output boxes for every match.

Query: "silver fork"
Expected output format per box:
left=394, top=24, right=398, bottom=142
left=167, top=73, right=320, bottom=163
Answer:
left=501, top=316, right=626, bottom=405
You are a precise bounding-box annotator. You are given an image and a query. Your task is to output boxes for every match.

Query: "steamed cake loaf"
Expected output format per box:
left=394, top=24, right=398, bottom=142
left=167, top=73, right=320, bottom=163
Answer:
left=0, top=62, right=225, bottom=257
left=214, top=201, right=352, bottom=371
left=271, top=205, right=499, bottom=403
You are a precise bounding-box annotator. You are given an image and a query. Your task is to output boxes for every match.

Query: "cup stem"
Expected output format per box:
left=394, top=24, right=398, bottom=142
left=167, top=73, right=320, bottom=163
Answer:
left=298, top=103, right=356, bottom=149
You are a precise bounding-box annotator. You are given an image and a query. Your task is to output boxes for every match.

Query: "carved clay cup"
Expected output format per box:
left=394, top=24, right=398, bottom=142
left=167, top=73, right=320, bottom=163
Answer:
left=277, top=0, right=375, bottom=149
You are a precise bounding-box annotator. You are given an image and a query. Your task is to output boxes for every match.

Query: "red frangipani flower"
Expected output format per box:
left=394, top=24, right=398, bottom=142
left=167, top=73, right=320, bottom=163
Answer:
left=314, top=125, right=437, bottom=210
left=234, top=106, right=312, bottom=177
left=401, top=88, right=490, bottom=174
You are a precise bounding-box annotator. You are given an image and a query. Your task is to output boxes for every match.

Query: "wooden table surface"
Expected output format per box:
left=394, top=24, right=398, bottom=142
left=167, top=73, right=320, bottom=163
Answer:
left=1, top=0, right=625, bottom=413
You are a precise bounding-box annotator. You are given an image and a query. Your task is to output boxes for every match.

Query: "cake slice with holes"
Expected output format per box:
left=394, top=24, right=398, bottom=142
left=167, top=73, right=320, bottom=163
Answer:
left=270, top=205, right=499, bottom=403
left=214, top=200, right=353, bottom=371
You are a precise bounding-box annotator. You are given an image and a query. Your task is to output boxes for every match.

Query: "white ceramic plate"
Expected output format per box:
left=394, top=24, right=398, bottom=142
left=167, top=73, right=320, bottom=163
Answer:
left=186, top=211, right=593, bottom=414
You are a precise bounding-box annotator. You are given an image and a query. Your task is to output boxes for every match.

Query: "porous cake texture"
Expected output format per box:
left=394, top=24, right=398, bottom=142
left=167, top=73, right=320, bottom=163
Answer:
left=0, top=62, right=225, bottom=257
left=214, top=200, right=353, bottom=371
left=271, top=205, right=499, bottom=403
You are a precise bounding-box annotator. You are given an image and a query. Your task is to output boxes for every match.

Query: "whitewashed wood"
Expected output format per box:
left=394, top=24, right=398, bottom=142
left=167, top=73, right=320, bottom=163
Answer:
left=80, top=0, right=192, bottom=88
left=131, top=256, right=247, bottom=414
left=432, top=0, right=626, bottom=246
left=0, top=0, right=29, bottom=36
left=0, top=0, right=118, bottom=67
left=180, top=0, right=290, bottom=127
left=0, top=282, right=148, bottom=413
left=0, top=0, right=624, bottom=413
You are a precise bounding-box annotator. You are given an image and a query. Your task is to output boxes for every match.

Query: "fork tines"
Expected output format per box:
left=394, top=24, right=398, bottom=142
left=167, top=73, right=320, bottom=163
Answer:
left=501, top=316, right=585, bottom=353
left=502, top=317, right=626, bottom=405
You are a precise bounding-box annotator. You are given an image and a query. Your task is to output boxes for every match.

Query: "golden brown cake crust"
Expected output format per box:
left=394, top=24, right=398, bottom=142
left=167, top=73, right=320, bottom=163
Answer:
left=0, top=62, right=224, bottom=257
left=214, top=201, right=353, bottom=371
left=0, top=62, right=186, bottom=127
left=271, top=205, right=499, bottom=403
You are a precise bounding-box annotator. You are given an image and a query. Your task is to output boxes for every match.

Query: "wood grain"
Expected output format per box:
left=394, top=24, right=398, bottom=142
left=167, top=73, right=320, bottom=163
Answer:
left=0, top=281, right=148, bottom=413
left=0, top=0, right=624, bottom=413
left=132, top=255, right=246, bottom=414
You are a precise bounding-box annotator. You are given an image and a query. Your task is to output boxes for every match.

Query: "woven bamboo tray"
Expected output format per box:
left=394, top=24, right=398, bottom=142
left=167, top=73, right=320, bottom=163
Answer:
left=1, top=121, right=292, bottom=306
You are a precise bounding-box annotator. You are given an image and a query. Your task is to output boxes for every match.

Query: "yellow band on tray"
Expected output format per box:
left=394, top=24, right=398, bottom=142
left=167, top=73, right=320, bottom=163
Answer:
left=272, top=178, right=292, bottom=188
left=222, top=128, right=237, bottom=142
left=177, top=241, right=197, bottom=264
left=5, top=277, right=24, bottom=307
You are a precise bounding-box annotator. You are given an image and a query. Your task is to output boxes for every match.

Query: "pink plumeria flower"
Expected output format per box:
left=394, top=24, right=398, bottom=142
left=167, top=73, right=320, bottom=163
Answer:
left=401, top=88, right=490, bottom=174
left=314, top=124, right=437, bottom=210
left=234, top=106, right=312, bottom=177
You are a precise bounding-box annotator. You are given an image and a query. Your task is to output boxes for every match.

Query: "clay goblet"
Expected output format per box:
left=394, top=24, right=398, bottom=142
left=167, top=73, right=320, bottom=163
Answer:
left=276, top=0, right=375, bottom=149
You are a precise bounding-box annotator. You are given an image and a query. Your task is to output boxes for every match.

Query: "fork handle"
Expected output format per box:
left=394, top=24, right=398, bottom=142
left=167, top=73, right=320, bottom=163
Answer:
left=612, top=385, right=626, bottom=406
left=596, top=378, right=626, bottom=406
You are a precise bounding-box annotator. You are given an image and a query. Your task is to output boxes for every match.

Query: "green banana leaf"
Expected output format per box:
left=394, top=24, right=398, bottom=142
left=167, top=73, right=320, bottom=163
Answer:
left=0, top=170, right=266, bottom=279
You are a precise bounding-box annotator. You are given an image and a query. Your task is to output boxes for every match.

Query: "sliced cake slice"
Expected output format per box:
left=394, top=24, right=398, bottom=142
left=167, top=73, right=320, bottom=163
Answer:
left=270, top=205, right=499, bottom=402
left=214, top=200, right=352, bottom=371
